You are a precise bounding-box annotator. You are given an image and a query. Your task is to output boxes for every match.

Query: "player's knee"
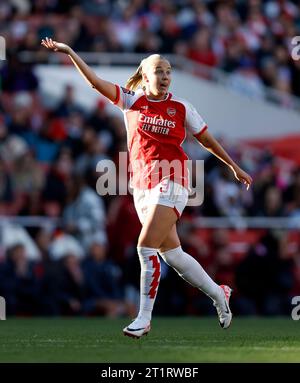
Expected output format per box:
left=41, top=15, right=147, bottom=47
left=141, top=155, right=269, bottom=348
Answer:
left=138, top=238, right=161, bottom=248
left=159, top=246, right=183, bottom=267
left=138, top=232, right=163, bottom=248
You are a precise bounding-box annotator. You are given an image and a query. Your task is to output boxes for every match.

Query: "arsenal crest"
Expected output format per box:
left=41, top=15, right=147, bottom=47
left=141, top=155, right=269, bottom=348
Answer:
left=167, top=107, right=176, bottom=117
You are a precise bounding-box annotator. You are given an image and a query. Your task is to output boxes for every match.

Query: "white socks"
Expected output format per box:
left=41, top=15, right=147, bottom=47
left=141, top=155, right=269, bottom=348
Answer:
left=159, top=246, right=222, bottom=302
left=136, top=245, right=222, bottom=323
left=137, top=247, right=161, bottom=322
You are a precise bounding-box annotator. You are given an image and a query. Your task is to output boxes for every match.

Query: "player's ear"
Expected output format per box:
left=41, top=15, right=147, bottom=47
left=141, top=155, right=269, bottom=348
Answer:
left=142, top=72, right=149, bottom=83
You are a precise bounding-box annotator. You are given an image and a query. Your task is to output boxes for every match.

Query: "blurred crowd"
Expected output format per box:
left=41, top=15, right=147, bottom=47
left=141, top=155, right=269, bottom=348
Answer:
left=1, top=0, right=300, bottom=103
left=1, top=0, right=300, bottom=317
left=0, top=79, right=299, bottom=316
left=1, top=226, right=300, bottom=317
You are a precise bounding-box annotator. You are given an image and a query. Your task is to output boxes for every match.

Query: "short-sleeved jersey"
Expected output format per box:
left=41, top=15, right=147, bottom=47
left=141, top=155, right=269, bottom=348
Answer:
left=113, top=85, right=208, bottom=190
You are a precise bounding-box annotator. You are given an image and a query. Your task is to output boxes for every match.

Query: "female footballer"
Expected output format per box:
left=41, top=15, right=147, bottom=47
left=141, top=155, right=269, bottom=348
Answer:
left=41, top=37, right=252, bottom=338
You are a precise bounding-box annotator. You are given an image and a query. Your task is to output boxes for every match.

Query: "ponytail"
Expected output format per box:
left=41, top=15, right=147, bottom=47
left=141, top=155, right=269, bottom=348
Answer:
left=125, top=64, right=143, bottom=91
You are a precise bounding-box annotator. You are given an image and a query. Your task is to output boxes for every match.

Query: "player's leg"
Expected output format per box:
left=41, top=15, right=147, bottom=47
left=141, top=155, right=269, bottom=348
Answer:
left=159, top=224, right=222, bottom=300
left=159, top=225, right=233, bottom=329
left=123, top=204, right=177, bottom=338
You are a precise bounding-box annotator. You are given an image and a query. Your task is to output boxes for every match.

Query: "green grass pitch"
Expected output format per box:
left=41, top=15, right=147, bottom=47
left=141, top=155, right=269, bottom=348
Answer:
left=0, top=317, right=299, bottom=362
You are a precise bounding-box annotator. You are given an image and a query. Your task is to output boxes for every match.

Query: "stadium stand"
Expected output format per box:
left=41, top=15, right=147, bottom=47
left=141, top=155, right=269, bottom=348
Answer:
left=1, top=0, right=300, bottom=316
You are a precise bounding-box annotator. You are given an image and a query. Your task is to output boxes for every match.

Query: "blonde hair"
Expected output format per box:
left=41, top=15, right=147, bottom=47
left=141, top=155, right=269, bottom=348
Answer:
left=125, top=54, right=168, bottom=91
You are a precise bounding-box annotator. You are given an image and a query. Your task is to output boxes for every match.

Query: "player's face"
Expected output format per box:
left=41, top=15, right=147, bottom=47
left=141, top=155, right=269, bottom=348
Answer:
left=144, top=59, right=171, bottom=99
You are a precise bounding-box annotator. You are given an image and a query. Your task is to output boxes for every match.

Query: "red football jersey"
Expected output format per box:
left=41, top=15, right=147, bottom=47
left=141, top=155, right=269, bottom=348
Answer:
left=113, top=85, right=208, bottom=190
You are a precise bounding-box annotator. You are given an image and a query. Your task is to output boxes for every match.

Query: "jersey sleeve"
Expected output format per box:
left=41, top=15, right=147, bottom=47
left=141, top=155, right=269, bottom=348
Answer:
left=112, top=85, right=141, bottom=111
left=185, top=101, right=208, bottom=137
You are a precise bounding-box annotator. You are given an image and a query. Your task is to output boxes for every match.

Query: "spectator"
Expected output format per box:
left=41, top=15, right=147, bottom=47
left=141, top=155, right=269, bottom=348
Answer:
left=0, top=156, right=14, bottom=215
left=227, top=63, right=266, bottom=99
left=56, top=252, right=86, bottom=315
left=74, top=127, right=110, bottom=175
left=0, top=56, right=38, bottom=92
left=0, top=244, right=39, bottom=315
left=0, top=118, right=29, bottom=163
left=284, top=167, right=300, bottom=212
left=187, top=29, right=217, bottom=68
left=34, top=228, right=61, bottom=315
left=213, top=167, right=245, bottom=218
left=63, top=173, right=106, bottom=249
left=260, top=186, right=285, bottom=217
left=212, top=229, right=236, bottom=289
left=82, top=234, right=135, bottom=317
left=235, top=230, right=282, bottom=315
left=12, top=150, right=45, bottom=195
left=42, top=148, right=73, bottom=216
left=55, top=84, right=83, bottom=118
left=7, top=92, right=34, bottom=135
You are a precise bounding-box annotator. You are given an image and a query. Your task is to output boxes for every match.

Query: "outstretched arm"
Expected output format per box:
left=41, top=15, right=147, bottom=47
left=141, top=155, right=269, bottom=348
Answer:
left=41, top=37, right=117, bottom=102
left=196, top=129, right=253, bottom=190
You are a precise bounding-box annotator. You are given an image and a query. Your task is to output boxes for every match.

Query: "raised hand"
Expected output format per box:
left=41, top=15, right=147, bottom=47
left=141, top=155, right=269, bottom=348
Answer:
left=41, top=37, right=70, bottom=54
left=232, top=165, right=253, bottom=190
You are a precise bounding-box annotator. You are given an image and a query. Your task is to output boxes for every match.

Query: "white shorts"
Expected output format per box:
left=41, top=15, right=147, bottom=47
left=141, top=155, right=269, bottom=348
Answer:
left=133, top=179, right=189, bottom=224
